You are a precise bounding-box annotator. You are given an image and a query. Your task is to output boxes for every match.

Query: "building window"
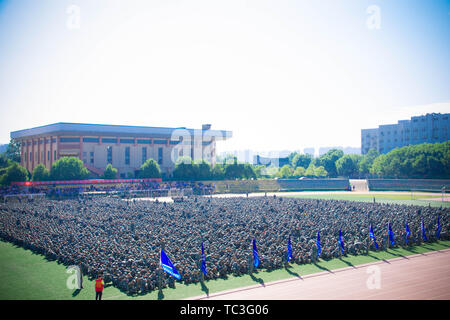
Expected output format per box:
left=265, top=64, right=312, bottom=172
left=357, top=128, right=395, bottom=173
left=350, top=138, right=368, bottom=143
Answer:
left=41, top=151, right=44, bottom=162
left=47, top=151, right=50, bottom=161
left=30, top=152, right=32, bottom=162
left=137, top=139, right=151, bottom=144
left=102, top=138, right=117, bottom=143
left=90, top=152, right=94, bottom=164
left=83, top=152, right=87, bottom=163
left=154, top=140, right=166, bottom=145
left=125, top=146, right=130, bottom=165
left=83, top=137, right=100, bottom=143
left=54, top=150, right=57, bottom=161
left=142, top=147, right=147, bottom=164
left=107, top=146, right=113, bottom=164
left=60, top=137, right=81, bottom=143
left=158, top=147, right=163, bottom=165
left=120, top=139, right=135, bottom=144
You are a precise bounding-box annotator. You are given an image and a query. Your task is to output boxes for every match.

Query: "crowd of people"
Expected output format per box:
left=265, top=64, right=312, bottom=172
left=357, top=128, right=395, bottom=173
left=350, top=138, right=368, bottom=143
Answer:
left=0, top=181, right=214, bottom=200
left=0, top=194, right=448, bottom=295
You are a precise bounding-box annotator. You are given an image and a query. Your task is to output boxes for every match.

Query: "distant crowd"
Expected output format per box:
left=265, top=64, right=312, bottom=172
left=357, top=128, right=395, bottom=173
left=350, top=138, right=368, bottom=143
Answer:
left=0, top=181, right=214, bottom=199
left=0, top=194, right=447, bottom=295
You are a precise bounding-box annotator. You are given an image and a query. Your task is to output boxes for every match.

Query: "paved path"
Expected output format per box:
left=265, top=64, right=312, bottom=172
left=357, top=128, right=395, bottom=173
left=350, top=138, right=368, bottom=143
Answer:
left=189, top=249, right=450, bottom=300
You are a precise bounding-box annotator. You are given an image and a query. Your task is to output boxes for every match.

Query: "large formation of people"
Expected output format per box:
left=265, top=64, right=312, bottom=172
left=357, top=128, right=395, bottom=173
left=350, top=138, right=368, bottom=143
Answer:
left=0, top=181, right=214, bottom=200
left=0, top=194, right=448, bottom=295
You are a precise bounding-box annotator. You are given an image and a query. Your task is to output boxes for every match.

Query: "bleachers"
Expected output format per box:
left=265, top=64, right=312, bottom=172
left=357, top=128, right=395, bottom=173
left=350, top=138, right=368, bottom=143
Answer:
left=204, top=179, right=350, bottom=194
left=277, top=179, right=350, bottom=191
left=367, top=179, right=450, bottom=192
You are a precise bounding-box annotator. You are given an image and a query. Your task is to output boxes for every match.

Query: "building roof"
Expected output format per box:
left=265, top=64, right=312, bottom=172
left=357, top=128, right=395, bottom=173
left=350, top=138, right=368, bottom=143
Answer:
left=11, top=122, right=232, bottom=140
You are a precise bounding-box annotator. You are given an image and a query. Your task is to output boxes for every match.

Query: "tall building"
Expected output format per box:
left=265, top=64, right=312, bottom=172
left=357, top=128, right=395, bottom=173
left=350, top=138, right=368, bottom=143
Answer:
left=361, top=113, right=449, bottom=154
left=11, top=123, right=232, bottom=178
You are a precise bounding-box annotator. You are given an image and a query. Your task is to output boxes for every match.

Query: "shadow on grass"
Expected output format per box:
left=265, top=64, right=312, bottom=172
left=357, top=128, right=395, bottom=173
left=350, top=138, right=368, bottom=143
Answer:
left=338, top=257, right=356, bottom=269
left=200, top=281, right=209, bottom=297
left=284, top=265, right=302, bottom=279
left=250, top=273, right=265, bottom=287
left=385, top=249, right=409, bottom=259
left=313, top=262, right=334, bottom=274
left=72, top=288, right=81, bottom=297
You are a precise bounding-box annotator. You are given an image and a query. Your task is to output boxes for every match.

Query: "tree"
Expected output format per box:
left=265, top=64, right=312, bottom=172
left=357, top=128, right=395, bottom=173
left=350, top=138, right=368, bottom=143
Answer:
left=277, top=165, right=293, bottom=178
left=5, top=139, right=21, bottom=163
left=211, top=163, right=225, bottom=180
left=242, top=163, right=256, bottom=179
left=336, top=155, right=359, bottom=178
left=314, top=166, right=328, bottom=177
left=102, top=164, right=118, bottom=179
left=0, top=153, right=10, bottom=169
left=359, top=148, right=379, bottom=177
left=195, top=160, right=213, bottom=180
left=139, top=158, right=161, bottom=179
left=293, top=166, right=306, bottom=177
left=291, top=153, right=313, bottom=169
left=316, top=149, right=344, bottom=177
left=49, top=157, right=89, bottom=180
left=0, top=162, right=28, bottom=186
left=32, top=164, right=50, bottom=181
left=305, top=163, right=316, bottom=177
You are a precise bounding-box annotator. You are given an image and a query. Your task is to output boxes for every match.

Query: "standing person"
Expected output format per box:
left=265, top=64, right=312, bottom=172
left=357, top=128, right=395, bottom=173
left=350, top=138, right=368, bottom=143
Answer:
left=95, top=274, right=104, bottom=300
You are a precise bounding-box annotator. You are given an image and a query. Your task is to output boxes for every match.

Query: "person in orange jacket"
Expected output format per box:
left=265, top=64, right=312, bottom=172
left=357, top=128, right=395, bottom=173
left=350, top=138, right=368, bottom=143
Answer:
left=95, top=274, right=104, bottom=300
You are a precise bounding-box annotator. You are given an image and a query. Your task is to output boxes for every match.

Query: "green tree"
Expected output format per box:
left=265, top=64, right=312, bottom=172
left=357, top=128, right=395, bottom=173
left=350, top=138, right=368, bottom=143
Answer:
left=291, top=153, right=313, bottom=169
left=0, top=162, right=28, bottom=186
left=5, top=139, right=21, bottom=163
left=316, top=149, right=344, bottom=177
left=336, top=154, right=360, bottom=178
left=277, top=165, right=293, bottom=178
left=32, top=164, right=50, bottom=181
left=211, top=163, right=225, bottom=180
left=49, top=157, right=89, bottom=180
left=194, top=160, right=212, bottom=180
left=314, top=166, right=328, bottom=177
left=359, top=148, right=379, bottom=177
left=139, top=158, right=161, bottom=179
left=0, top=153, right=10, bottom=169
left=102, top=164, right=118, bottom=179
left=305, top=163, right=316, bottom=177
left=242, top=163, right=256, bottom=179
left=293, top=166, right=306, bottom=177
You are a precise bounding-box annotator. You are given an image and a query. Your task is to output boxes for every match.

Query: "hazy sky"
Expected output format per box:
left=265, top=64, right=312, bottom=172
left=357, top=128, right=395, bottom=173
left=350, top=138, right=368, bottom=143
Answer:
left=0, top=0, right=449, bottom=153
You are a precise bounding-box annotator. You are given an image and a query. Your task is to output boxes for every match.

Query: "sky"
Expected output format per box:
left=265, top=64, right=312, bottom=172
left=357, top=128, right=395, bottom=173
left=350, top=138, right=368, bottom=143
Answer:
left=0, top=0, right=449, bottom=154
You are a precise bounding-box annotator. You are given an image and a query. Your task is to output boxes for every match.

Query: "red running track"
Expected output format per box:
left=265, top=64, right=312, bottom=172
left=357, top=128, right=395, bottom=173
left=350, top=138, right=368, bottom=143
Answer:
left=189, top=249, right=450, bottom=300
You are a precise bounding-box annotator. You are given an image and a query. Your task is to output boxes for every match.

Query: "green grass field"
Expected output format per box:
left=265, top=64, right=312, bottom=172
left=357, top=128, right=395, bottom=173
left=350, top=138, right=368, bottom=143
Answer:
left=285, top=192, right=450, bottom=208
left=1, top=240, right=449, bottom=300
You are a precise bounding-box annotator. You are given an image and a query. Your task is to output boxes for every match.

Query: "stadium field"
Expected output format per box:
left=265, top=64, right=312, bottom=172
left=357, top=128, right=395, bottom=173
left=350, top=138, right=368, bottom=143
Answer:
left=1, top=239, right=449, bottom=300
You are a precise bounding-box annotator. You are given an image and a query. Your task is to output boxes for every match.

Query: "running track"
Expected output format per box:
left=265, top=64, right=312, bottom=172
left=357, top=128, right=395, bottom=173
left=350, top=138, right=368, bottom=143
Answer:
left=189, top=249, right=450, bottom=300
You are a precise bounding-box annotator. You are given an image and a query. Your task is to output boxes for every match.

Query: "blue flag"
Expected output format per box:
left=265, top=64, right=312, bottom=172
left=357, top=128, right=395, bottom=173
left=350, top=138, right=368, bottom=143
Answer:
left=253, top=239, right=259, bottom=268
left=405, top=221, right=411, bottom=245
left=338, top=229, right=345, bottom=254
left=388, top=223, right=395, bottom=246
left=370, top=224, right=379, bottom=249
left=201, top=242, right=207, bottom=276
left=436, top=216, right=441, bottom=240
left=287, top=234, right=293, bottom=263
left=317, top=231, right=321, bottom=257
left=160, top=249, right=181, bottom=280
left=422, top=220, right=427, bottom=241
